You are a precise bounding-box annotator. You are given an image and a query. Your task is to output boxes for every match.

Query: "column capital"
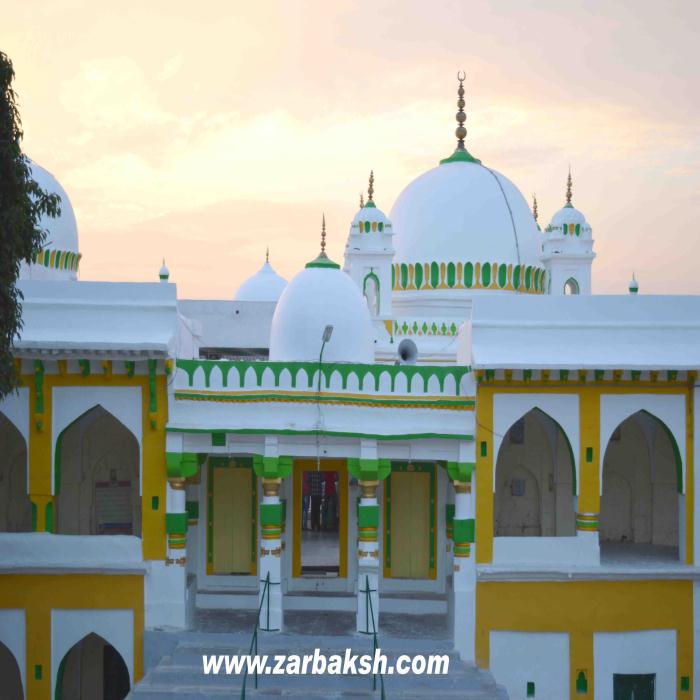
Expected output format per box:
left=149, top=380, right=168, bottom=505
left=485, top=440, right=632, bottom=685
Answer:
left=168, top=477, right=186, bottom=490
left=262, top=477, right=282, bottom=498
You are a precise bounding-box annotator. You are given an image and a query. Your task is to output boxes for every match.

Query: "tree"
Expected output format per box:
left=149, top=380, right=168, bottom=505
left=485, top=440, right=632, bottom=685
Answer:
left=0, top=51, right=61, bottom=399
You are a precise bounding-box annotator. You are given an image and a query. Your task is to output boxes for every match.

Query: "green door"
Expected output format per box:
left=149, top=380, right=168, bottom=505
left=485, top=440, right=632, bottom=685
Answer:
left=613, top=674, right=655, bottom=700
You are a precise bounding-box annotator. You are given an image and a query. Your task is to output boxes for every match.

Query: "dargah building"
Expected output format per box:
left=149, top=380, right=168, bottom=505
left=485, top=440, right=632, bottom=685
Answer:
left=1, top=77, right=699, bottom=700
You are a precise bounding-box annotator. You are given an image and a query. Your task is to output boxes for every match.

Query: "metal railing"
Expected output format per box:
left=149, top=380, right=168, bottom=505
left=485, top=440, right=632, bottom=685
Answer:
left=360, top=574, right=386, bottom=699
left=240, top=572, right=277, bottom=699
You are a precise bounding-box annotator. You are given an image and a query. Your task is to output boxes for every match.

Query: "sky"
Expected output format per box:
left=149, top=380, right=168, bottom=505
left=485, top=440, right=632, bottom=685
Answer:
left=2, top=0, right=699, bottom=297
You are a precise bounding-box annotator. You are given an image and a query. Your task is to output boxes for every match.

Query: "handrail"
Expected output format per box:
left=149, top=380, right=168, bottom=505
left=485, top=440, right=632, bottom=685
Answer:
left=240, top=572, right=275, bottom=700
left=360, top=574, right=386, bottom=699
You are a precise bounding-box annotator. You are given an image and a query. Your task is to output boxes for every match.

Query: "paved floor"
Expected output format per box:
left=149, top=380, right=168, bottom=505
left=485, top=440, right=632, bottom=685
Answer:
left=193, top=608, right=450, bottom=639
left=301, top=529, right=339, bottom=571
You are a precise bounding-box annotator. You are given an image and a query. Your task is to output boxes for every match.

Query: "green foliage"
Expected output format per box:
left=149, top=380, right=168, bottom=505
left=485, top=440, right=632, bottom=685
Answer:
left=0, top=52, right=61, bottom=398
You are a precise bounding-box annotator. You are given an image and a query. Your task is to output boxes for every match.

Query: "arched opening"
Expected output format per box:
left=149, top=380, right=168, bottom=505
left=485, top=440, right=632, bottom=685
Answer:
left=564, top=278, right=579, bottom=295
left=56, top=633, right=130, bottom=700
left=600, top=411, right=680, bottom=561
left=0, top=641, right=23, bottom=700
left=0, top=412, right=32, bottom=532
left=495, top=408, right=576, bottom=537
left=363, top=273, right=380, bottom=316
left=55, top=406, right=141, bottom=536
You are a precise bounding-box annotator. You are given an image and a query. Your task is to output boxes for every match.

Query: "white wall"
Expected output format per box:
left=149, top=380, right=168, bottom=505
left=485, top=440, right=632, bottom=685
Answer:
left=51, top=608, right=134, bottom=700
left=0, top=609, right=25, bottom=696
left=490, top=631, right=569, bottom=700
left=593, top=629, right=676, bottom=700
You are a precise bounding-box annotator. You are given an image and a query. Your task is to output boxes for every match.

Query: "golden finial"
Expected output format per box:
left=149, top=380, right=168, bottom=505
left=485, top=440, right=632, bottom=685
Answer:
left=566, top=166, right=573, bottom=206
left=266, top=246, right=269, bottom=263
left=321, top=214, right=326, bottom=253
left=368, top=170, right=375, bottom=202
left=455, top=70, right=467, bottom=151
left=359, top=192, right=364, bottom=208
left=532, top=194, right=538, bottom=223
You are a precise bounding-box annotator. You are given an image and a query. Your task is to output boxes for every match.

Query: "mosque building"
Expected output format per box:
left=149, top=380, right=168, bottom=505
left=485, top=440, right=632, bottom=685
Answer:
left=1, top=75, right=700, bottom=700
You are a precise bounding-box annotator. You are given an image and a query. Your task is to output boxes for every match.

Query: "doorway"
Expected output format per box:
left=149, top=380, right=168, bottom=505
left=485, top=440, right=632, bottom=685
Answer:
left=293, top=459, right=347, bottom=578
left=613, top=673, right=655, bottom=700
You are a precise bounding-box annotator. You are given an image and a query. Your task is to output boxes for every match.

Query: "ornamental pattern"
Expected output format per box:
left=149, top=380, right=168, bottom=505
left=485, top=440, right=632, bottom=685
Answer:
left=392, top=260, right=546, bottom=293
left=32, top=248, right=81, bottom=272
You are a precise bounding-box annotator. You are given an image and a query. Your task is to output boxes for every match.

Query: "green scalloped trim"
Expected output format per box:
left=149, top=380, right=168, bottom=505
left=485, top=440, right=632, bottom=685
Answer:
left=305, top=252, right=340, bottom=269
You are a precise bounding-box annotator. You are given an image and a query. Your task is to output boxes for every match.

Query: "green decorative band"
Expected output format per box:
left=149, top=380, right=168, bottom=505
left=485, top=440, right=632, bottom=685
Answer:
left=453, top=518, right=475, bottom=544
left=447, top=461, right=474, bottom=484
left=166, top=452, right=199, bottom=479
left=168, top=534, right=187, bottom=549
left=544, top=222, right=591, bottom=237
left=359, top=526, right=378, bottom=542
left=348, top=458, right=391, bottom=482
left=176, top=359, right=472, bottom=396
left=353, top=219, right=390, bottom=234
left=32, top=248, right=82, bottom=272
left=576, top=513, right=599, bottom=532
left=392, top=261, right=546, bottom=294
left=260, top=503, right=284, bottom=527
left=262, top=524, right=281, bottom=539
left=253, top=455, right=293, bottom=480
left=358, top=504, right=379, bottom=529
left=453, top=542, right=471, bottom=557
left=175, top=390, right=472, bottom=411
left=394, top=319, right=460, bottom=338
left=166, top=512, right=188, bottom=535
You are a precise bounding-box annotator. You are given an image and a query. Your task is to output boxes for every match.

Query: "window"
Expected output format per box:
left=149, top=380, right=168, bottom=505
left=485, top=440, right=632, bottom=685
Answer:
left=564, top=277, right=580, bottom=295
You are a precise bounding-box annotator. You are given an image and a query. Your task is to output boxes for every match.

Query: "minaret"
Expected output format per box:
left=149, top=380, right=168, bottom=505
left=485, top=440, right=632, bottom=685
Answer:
left=541, top=169, right=595, bottom=295
left=343, top=171, right=394, bottom=318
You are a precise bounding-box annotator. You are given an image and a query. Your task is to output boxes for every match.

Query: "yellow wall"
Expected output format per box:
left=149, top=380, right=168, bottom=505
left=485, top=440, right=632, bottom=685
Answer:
left=22, top=367, right=167, bottom=560
left=476, top=579, right=693, bottom=700
left=0, top=573, right=144, bottom=700
left=476, top=382, right=694, bottom=564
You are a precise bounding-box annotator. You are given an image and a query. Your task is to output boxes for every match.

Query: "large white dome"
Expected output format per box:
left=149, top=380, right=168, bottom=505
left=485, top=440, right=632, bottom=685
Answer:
left=390, top=160, right=545, bottom=295
left=234, top=258, right=287, bottom=302
left=20, top=160, right=80, bottom=281
left=269, top=254, right=374, bottom=363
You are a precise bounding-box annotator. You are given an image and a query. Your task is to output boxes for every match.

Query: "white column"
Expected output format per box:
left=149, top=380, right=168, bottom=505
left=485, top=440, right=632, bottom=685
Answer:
left=259, top=478, right=283, bottom=631
left=356, top=480, right=380, bottom=634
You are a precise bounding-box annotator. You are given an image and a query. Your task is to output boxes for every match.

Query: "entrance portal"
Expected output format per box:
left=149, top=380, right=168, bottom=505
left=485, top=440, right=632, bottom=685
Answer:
left=293, top=460, right=347, bottom=578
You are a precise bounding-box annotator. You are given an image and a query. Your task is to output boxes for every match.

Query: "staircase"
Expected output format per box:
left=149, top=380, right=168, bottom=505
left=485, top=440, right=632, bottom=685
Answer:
left=128, top=611, right=509, bottom=699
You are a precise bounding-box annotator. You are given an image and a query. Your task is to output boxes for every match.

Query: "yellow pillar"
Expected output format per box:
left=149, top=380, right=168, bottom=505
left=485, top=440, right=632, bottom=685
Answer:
left=577, top=388, right=600, bottom=530
left=476, top=387, right=494, bottom=563
left=26, top=605, right=51, bottom=700
left=28, top=374, right=54, bottom=532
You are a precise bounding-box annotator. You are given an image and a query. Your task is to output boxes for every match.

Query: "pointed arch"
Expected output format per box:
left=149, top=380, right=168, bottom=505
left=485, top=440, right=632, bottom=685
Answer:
left=55, top=405, right=140, bottom=536
left=0, top=641, right=23, bottom=700
left=0, top=411, right=31, bottom=533
left=494, top=407, right=576, bottom=537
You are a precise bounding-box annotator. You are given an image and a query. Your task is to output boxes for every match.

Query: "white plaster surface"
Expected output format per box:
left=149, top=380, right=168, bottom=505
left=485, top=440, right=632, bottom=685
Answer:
left=490, top=631, right=569, bottom=700
left=52, top=386, right=142, bottom=494
left=52, top=608, right=133, bottom=700
left=599, top=393, right=686, bottom=494
left=0, top=609, right=25, bottom=695
left=145, top=560, right=187, bottom=629
left=0, top=533, right=144, bottom=571
left=593, top=629, right=676, bottom=700
left=493, top=536, right=599, bottom=566
left=469, top=294, right=700, bottom=369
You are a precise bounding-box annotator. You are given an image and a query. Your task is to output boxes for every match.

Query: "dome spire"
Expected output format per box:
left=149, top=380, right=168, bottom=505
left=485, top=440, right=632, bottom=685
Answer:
left=532, top=193, right=539, bottom=224
left=368, top=170, right=375, bottom=202
left=565, top=167, right=573, bottom=207
left=440, top=72, right=481, bottom=165
left=359, top=192, right=364, bottom=208
left=306, top=214, right=340, bottom=269
left=266, top=246, right=270, bottom=263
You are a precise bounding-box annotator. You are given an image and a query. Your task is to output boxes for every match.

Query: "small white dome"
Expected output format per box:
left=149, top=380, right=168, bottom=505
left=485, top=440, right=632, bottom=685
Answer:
left=269, top=253, right=374, bottom=363
left=349, top=201, right=393, bottom=235
left=159, top=259, right=170, bottom=282
left=20, top=160, right=80, bottom=281
left=392, top=161, right=540, bottom=267
left=235, top=258, right=288, bottom=302
left=547, top=204, right=592, bottom=238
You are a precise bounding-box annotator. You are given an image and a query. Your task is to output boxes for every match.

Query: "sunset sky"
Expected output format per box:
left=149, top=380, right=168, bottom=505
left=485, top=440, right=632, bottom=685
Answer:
left=3, top=0, right=699, bottom=297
